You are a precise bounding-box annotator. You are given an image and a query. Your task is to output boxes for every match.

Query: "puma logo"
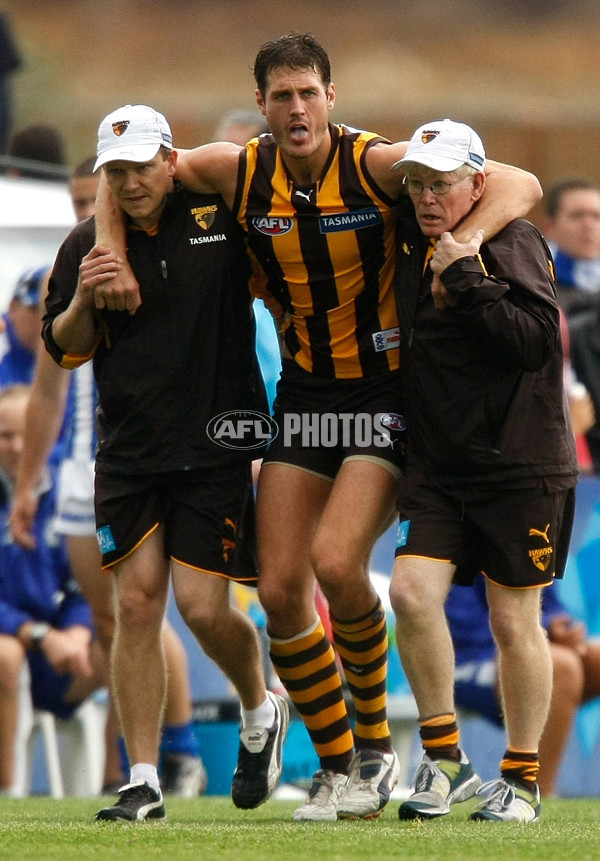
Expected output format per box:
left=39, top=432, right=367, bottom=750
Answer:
left=529, top=523, right=550, bottom=544
left=295, top=188, right=313, bottom=202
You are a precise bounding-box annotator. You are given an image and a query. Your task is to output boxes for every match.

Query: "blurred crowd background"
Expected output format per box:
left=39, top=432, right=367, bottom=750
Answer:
left=3, top=0, right=600, bottom=226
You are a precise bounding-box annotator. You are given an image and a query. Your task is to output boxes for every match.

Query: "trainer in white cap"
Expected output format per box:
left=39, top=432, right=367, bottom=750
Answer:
left=391, top=119, right=486, bottom=174
left=94, top=104, right=173, bottom=172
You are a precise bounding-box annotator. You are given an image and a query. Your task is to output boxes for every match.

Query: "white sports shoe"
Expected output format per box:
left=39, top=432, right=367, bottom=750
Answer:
left=469, top=778, right=541, bottom=822
left=292, top=770, right=348, bottom=821
left=399, top=750, right=481, bottom=820
left=336, top=749, right=400, bottom=820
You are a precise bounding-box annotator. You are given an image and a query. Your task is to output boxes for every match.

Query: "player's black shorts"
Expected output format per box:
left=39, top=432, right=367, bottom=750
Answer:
left=394, top=466, right=575, bottom=588
left=263, top=359, right=406, bottom=480
left=94, top=461, right=258, bottom=585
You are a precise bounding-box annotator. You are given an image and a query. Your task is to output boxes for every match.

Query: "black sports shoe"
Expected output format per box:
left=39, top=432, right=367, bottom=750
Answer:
left=231, top=692, right=290, bottom=809
left=95, top=780, right=166, bottom=822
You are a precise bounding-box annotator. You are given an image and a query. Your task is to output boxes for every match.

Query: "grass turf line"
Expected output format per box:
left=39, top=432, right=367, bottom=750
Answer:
left=0, top=797, right=599, bottom=861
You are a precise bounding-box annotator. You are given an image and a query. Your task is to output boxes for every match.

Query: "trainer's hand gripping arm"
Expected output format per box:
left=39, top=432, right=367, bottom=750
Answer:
left=94, top=173, right=141, bottom=314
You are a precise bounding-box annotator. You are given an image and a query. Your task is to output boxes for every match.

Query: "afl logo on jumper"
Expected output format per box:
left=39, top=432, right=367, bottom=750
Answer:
left=251, top=216, right=294, bottom=236
left=112, top=121, right=130, bottom=137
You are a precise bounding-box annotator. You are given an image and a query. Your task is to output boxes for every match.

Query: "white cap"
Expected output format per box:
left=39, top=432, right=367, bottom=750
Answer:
left=392, top=119, right=486, bottom=173
left=94, top=104, right=173, bottom=171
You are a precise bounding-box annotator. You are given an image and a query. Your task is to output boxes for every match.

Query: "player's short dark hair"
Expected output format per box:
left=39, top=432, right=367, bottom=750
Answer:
left=254, top=33, right=331, bottom=96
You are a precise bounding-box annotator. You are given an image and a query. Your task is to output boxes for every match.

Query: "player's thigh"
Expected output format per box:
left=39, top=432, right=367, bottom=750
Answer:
left=313, top=457, right=398, bottom=569
left=256, top=460, right=331, bottom=574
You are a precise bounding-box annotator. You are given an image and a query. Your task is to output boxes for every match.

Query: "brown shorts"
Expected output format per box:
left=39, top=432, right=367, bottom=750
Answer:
left=263, top=359, right=406, bottom=479
left=94, top=462, right=258, bottom=584
left=394, top=466, right=575, bottom=588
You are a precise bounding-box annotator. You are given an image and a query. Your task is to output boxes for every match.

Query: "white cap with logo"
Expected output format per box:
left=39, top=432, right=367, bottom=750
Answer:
left=94, top=104, right=173, bottom=172
left=392, top=118, right=486, bottom=174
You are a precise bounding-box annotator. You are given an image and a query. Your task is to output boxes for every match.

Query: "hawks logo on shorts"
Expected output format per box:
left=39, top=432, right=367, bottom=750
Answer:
left=221, top=517, right=237, bottom=563
left=527, top=523, right=553, bottom=572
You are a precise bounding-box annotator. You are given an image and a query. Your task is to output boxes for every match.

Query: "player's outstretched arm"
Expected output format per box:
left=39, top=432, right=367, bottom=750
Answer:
left=11, top=350, right=70, bottom=549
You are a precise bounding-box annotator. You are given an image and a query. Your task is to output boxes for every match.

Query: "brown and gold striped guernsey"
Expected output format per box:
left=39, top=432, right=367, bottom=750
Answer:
left=234, top=123, right=400, bottom=380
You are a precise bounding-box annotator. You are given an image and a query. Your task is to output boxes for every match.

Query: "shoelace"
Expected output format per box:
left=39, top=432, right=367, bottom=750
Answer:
left=307, top=770, right=337, bottom=799
left=312, top=770, right=333, bottom=788
left=414, top=761, right=440, bottom=793
left=117, top=784, right=157, bottom=807
left=474, top=779, right=514, bottom=812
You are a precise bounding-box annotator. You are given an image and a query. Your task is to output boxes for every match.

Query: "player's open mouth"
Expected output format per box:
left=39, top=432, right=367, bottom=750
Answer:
left=289, top=125, right=309, bottom=142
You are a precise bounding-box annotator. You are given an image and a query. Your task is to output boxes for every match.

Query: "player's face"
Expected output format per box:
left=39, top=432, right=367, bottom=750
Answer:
left=548, top=188, right=600, bottom=260
left=10, top=301, right=41, bottom=353
left=0, top=395, right=27, bottom=481
left=407, top=168, right=484, bottom=239
left=104, top=150, right=177, bottom=230
left=256, top=66, right=334, bottom=176
left=70, top=174, right=99, bottom=222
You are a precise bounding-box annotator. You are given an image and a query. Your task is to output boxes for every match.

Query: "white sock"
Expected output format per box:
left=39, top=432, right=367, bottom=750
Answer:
left=130, top=762, right=160, bottom=793
left=241, top=693, right=276, bottom=729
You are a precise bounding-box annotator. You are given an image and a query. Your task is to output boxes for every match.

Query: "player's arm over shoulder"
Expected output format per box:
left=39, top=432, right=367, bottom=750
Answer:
left=363, top=139, right=408, bottom=197
left=175, top=142, right=242, bottom=206
left=365, top=138, right=542, bottom=226
left=455, top=160, right=542, bottom=243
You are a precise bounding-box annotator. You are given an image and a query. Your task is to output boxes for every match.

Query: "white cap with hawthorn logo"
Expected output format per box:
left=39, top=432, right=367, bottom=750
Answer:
left=94, top=104, right=173, bottom=172
left=391, top=118, right=486, bottom=173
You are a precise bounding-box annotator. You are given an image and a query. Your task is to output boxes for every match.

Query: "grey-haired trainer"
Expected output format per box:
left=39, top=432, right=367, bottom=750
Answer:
left=399, top=749, right=481, bottom=820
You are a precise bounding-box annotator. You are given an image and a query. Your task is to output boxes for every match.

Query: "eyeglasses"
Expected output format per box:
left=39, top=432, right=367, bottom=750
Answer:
left=403, top=177, right=458, bottom=196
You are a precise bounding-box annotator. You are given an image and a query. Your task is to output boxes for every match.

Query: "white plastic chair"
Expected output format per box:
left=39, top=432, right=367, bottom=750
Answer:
left=12, top=664, right=107, bottom=797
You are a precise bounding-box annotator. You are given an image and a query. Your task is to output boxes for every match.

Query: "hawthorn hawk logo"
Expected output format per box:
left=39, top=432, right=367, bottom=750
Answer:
left=112, top=120, right=130, bottom=137
left=421, top=130, right=440, bottom=144
left=528, top=523, right=553, bottom=572
left=191, top=205, right=217, bottom=230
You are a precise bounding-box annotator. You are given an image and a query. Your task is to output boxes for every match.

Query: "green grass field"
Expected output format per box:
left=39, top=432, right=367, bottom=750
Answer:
left=1, top=796, right=599, bottom=861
